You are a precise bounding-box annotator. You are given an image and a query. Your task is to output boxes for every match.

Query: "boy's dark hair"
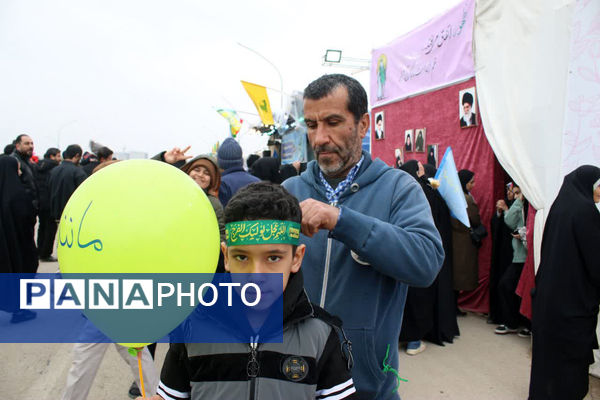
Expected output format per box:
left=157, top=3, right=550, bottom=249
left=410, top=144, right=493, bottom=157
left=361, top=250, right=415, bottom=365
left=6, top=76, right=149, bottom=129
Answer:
left=303, top=74, right=368, bottom=123
left=376, top=114, right=383, bottom=123
left=44, top=147, right=60, bottom=158
left=63, top=144, right=83, bottom=160
left=224, top=182, right=301, bottom=225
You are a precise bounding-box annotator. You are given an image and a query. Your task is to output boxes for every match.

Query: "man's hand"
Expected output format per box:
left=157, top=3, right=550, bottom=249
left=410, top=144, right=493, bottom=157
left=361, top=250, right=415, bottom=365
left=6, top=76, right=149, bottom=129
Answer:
left=164, top=146, right=192, bottom=164
left=299, top=199, right=340, bottom=237
left=292, top=161, right=301, bottom=173
left=496, top=199, right=508, bottom=212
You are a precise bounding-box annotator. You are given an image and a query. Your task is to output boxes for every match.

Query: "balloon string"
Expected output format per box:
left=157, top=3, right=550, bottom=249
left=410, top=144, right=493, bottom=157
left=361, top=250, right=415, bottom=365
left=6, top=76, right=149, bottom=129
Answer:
left=382, top=343, right=408, bottom=393
left=137, top=350, right=146, bottom=399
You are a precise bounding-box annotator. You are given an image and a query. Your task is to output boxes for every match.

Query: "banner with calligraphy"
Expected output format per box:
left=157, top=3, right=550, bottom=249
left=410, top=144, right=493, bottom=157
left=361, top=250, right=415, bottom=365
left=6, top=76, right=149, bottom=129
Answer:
left=370, top=0, right=475, bottom=107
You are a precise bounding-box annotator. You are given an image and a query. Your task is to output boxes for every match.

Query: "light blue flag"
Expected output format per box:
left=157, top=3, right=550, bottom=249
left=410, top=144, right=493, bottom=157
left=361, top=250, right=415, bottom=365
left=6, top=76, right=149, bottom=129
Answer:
left=434, top=147, right=470, bottom=228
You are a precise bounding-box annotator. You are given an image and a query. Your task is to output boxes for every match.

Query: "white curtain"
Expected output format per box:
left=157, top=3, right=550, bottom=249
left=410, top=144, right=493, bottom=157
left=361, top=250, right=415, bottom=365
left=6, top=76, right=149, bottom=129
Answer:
left=474, top=0, right=576, bottom=270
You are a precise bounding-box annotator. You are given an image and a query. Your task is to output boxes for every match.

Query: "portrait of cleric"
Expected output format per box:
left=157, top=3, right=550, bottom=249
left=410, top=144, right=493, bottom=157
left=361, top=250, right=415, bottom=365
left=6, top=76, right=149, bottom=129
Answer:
left=374, top=111, right=385, bottom=140
left=459, top=87, right=478, bottom=128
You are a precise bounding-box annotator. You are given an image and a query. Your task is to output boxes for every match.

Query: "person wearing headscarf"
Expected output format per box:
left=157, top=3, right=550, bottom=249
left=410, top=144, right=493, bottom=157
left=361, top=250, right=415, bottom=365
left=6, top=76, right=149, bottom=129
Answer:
left=494, top=184, right=531, bottom=336
left=422, top=163, right=460, bottom=345
left=0, top=156, right=38, bottom=323
left=152, top=148, right=225, bottom=245
left=427, top=147, right=437, bottom=167
left=250, top=156, right=282, bottom=184
left=451, top=169, right=482, bottom=313
left=529, top=165, right=600, bottom=400
left=398, top=161, right=459, bottom=355
left=181, top=155, right=225, bottom=243
left=82, top=146, right=113, bottom=176
left=415, top=130, right=424, bottom=152
left=488, top=182, right=515, bottom=324
left=405, top=132, right=413, bottom=152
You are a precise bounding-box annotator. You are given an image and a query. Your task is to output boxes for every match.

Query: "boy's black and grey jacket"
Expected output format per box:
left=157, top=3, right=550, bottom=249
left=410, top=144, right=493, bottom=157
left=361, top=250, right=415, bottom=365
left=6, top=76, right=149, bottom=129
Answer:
left=157, top=271, right=356, bottom=400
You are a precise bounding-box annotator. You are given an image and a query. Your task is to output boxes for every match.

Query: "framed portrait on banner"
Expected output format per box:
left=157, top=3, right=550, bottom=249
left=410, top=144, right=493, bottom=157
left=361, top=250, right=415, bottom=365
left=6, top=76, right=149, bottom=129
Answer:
left=404, top=130, right=414, bottom=152
left=394, top=148, right=403, bottom=169
left=427, top=144, right=438, bottom=167
left=415, top=128, right=426, bottom=152
left=374, top=111, right=385, bottom=140
left=459, top=87, right=478, bottom=128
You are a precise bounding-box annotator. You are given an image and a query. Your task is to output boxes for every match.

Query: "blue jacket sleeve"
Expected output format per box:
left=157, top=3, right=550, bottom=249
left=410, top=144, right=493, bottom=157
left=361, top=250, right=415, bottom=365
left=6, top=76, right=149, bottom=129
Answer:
left=330, top=178, right=444, bottom=287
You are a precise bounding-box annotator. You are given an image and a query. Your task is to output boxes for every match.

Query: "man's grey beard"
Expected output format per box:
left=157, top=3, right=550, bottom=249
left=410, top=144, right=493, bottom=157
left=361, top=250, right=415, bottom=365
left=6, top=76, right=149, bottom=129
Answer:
left=318, top=158, right=345, bottom=177
left=316, top=140, right=362, bottom=178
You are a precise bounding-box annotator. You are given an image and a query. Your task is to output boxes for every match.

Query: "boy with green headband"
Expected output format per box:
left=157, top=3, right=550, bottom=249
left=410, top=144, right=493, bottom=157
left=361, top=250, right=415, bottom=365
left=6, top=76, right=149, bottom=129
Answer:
left=146, top=182, right=356, bottom=400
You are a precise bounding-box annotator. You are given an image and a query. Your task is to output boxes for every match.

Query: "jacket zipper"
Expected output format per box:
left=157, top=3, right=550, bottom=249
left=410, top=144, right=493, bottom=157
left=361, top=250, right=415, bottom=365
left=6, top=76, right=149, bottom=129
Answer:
left=247, top=335, right=259, bottom=400
left=319, top=200, right=337, bottom=308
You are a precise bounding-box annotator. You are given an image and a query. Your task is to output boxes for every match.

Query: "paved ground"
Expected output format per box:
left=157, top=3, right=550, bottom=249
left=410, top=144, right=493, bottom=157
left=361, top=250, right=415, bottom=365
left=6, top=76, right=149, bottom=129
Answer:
left=2, top=260, right=599, bottom=399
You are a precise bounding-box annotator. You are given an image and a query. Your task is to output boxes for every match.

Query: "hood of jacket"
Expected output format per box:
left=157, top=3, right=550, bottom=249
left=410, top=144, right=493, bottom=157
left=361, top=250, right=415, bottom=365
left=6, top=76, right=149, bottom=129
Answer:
left=37, top=158, right=59, bottom=173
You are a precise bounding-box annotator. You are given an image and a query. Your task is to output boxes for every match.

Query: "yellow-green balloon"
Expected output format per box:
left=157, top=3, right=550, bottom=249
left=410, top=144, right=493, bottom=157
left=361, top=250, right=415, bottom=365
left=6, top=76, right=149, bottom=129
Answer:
left=57, top=159, right=221, bottom=348
left=58, top=159, right=219, bottom=274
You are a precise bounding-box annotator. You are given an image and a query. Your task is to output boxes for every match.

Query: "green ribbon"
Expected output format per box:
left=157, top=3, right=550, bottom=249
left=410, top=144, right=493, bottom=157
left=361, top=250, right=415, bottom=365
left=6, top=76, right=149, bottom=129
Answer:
left=226, top=220, right=300, bottom=246
left=382, top=343, right=408, bottom=393
left=127, top=347, right=141, bottom=357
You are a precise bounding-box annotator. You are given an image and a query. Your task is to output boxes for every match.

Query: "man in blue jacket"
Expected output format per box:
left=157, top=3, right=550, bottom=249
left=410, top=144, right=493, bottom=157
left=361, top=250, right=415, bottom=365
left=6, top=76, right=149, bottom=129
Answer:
left=283, top=74, right=444, bottom=399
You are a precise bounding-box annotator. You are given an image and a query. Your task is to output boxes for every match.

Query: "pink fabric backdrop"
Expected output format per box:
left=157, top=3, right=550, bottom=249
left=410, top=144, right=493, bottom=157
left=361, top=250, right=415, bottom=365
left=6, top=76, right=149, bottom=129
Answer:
left=371, top=77, right=504, bottom=313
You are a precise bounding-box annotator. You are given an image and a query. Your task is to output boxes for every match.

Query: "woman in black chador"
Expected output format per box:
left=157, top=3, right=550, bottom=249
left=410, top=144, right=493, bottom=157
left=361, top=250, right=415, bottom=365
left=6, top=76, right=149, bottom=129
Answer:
left=0, top=156, right=38, bottom=323
left=399, top=161, right=459, bottom=354
left=488, top=183, right=515, bottom=324
left=0, top=156, right=38, bottom=274
left=529, top=165, right=600, bottom=400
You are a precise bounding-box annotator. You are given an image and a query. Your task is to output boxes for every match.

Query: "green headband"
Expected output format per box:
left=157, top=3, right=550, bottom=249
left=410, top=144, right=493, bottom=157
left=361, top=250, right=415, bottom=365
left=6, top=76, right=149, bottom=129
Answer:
left=226, top=220, right=300, bottom=246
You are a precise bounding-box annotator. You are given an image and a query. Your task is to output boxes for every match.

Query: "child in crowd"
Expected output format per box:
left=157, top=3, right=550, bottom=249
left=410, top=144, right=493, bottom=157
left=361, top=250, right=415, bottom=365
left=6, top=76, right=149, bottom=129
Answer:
left=141, top=182, right=356, bottom=400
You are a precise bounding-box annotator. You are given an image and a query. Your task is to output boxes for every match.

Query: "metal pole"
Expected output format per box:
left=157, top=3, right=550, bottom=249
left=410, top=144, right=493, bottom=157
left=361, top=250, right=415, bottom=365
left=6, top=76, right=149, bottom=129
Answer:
left=56, top=120, right=77, bottom=149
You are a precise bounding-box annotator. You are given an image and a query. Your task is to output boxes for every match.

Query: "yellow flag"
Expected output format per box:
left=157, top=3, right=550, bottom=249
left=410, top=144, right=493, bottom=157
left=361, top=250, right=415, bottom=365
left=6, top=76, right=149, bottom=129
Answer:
left=241, top=81, right=275, bottom=125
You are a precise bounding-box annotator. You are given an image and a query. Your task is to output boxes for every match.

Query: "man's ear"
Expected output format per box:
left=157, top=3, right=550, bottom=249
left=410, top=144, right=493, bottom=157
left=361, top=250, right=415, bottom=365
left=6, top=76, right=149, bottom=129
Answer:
left=291, top=244, right=306, bottom=273
left=358, top=112, right=370, bottom=140
left=220, top=242, right=230, bottom=272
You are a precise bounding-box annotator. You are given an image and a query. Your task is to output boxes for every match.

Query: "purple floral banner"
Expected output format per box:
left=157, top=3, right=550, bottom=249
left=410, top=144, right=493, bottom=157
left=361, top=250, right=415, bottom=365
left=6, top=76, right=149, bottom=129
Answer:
left=371, top=0, right=475, bottom=107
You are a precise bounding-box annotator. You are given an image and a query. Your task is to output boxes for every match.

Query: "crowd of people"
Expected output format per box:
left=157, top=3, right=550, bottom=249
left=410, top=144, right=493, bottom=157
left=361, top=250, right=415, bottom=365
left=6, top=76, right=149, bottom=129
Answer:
left=1, top=73, right=599, bottom=400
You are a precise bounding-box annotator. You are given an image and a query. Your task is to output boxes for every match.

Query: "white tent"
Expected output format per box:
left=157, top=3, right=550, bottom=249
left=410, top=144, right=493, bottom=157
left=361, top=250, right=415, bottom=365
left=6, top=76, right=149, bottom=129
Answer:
left=474, top=0, right=600, bottom=269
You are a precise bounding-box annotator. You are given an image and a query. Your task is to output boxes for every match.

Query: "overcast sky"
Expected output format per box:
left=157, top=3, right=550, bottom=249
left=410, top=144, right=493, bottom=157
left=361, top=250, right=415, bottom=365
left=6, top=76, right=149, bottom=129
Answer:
left=0, top=0, right=458, bottom=158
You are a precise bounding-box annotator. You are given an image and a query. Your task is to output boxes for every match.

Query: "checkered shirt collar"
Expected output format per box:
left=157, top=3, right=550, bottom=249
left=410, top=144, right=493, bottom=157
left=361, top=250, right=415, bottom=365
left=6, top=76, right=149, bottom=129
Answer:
left=318, top=156, right=364, bottom=205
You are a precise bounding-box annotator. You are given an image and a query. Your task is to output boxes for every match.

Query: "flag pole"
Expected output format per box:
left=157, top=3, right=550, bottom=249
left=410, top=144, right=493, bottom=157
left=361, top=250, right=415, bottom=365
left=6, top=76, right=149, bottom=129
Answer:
left=237, top=43, right=284, bottom=119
